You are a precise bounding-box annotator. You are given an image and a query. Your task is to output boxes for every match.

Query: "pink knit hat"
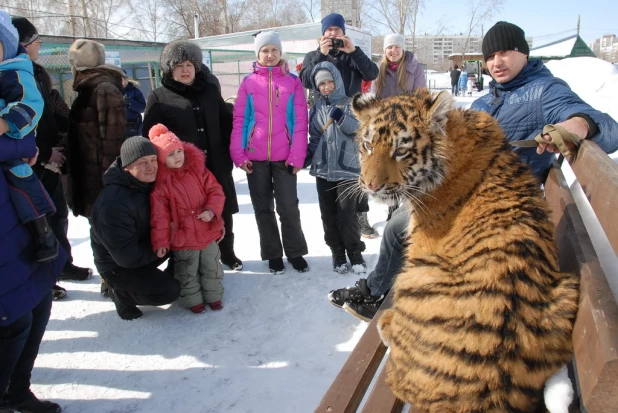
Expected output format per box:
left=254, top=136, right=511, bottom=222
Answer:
left=148, top=124, right=184, bottom=162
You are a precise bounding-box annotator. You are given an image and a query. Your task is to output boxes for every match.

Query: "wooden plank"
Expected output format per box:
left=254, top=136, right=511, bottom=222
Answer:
left=315, top=293, right=394, bottom=413
left=360, top=361, right=404, bottom=413
left=567, top=141, right=618, bottom=257
left=545, top=164, right=618, bottom=413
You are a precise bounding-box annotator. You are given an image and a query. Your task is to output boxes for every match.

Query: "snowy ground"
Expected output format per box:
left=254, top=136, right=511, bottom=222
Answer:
left=32, top=57, right=617, bottom=413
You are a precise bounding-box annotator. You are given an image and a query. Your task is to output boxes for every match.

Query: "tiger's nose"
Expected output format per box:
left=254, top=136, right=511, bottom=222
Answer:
left=367, top=182, right=383, bottom=191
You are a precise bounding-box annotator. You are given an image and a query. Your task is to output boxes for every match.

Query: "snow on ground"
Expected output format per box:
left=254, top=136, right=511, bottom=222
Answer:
left=32, top=58, right=617, bottom=413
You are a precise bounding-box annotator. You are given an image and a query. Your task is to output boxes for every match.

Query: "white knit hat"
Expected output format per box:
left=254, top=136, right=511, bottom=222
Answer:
left=254, top=31, right=282, bottom=57
left=383, top=34, right=406, bottom=52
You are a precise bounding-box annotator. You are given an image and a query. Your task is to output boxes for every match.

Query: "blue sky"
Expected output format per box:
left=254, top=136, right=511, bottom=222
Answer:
left=416, top=0, right=617, bottom=46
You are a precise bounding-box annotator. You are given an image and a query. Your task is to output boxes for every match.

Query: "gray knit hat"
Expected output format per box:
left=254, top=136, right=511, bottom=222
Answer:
left=254, top=31, right=282, bottom=57
left=121, top=136, right=158, bottom=167
left=314, top=69, right=334, bottom=87
left=482, top=21, right=529, bottom=61
left=160, top=40, right=203, bottom=76
left=69, top=39, right=105, bottom=71
left=383, top=34, right=406, bottom=52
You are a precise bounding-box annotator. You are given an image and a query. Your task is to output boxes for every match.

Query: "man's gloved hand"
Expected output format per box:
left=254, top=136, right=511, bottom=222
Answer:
left=123, top=96, right=131, bottom=106
left=329, top=107, right=344, bottom=123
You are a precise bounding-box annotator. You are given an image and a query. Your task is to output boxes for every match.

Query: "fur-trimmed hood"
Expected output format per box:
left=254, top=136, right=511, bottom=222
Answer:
left=156, top=141, right=206, bottom=180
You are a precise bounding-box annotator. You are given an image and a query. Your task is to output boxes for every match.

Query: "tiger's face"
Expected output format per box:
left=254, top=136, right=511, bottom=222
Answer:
left=351, top=90, right=452, bottom=207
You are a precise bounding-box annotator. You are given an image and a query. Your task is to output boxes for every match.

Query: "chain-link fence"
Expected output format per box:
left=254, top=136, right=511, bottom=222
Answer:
left=38, top=44, right=308, bottom=107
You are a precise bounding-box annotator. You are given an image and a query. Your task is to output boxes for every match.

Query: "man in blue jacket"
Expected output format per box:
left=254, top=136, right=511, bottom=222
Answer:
left=329, top=21, right=618, bottom=321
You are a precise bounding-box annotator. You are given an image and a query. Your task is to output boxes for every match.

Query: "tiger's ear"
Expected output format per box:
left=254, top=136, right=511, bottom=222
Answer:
left=426, top=90, right=453, bottom=132
left=351, top=92, right=381, bottom=123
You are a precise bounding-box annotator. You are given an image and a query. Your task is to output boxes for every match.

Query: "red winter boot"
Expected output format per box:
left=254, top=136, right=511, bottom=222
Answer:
left=208, top=301, right=223, bottom=311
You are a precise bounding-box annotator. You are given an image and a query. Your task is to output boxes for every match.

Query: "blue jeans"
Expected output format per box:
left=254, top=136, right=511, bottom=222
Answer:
left=0, top=291, right=52, bottom=403
left=366, top=206, right=409, bottom=296
left=451, top=84, right=459, bottom=96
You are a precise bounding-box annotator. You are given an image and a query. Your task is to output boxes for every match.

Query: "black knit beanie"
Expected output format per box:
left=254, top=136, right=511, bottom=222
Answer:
left=11, top=16, right=39, bottom=46
left=482, top=21, right=529, bottom=61
left=121, top=136, right=158, bottom=167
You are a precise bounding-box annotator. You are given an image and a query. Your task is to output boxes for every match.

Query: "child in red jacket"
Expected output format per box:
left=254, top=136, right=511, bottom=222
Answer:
left=149, top=124, right=226, bottom=314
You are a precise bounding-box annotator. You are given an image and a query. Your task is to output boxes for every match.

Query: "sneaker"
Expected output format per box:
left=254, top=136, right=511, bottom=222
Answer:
left=52, top=285, right=67, bottom=300
left=190, top=303, right=206, bottom=314
left=100, top=278, right=110, bottom=297
left=331, top=248, right=349, bottom=274
left=343, top=294, right=385, bottom=322
left=269, top=258, right=286, bottom=275
left=58, top=263, right=93, bottom=281
left=287, top=256, right=309, bottom=272
left=4, top=390, right=61, bottom=413
left=348, top=250, right=367, bottom=274
left=108, top=287, right=142, bottom=320
left=221, top=253, right=243, bottom=271
left=327, top=278, right=370, bottom=308
left=208, top=300, right=223, bottom=311
left=358, top=212, right=379, bottom=239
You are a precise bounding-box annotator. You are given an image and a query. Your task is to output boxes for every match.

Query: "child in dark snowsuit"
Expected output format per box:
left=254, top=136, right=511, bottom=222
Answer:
left=0, top=11, right=57, bottom=262
left=305, top=62, right=367, bottom=274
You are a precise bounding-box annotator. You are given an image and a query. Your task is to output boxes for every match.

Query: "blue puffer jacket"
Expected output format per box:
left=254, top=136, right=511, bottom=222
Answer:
left=0, top=137, right=67, bottom=326
left=306, top=62, right=361, bottom=181
left=123, top=81, right=146, bottom=137
left=472, top=59, right=618, bottom=181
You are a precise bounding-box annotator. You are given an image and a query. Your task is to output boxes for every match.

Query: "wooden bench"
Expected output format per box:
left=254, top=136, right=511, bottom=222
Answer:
left=315, top=140, right=618, bottom=413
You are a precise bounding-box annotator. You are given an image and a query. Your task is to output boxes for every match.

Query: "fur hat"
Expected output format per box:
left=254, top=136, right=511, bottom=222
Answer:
left=160, top=40, right=202, bottom=77
left=482, top=21, right=529, bottom=61
left=254, top=31, right=282, bottom=57
left=0, top=11, right=19, bottom=61
left=321, top=13, right=345, bottom=34
left=121, top=136, right=158, bottom=167
left=314, top=69, right=334, bottom=87
left=11, top=16, right=38, bottom=46
left=383, top=33, right=406, bottom=52
left=68, top=39, right=105, bottom=71
left=149, top=124, right=184, bottom=162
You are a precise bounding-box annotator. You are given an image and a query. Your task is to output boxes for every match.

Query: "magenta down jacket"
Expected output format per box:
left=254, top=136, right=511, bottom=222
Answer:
left=230, top=62, right=308, bottom=168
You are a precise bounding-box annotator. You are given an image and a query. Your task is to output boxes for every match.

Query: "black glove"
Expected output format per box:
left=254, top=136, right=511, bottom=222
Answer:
left=123, top=96, right=131, bottom=106
left=329, top=107, right=344, bottom=123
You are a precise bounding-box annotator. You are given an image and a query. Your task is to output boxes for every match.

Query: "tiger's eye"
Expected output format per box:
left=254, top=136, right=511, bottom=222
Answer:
left=394, top=148, right=407, bottom=157
left=364, top=142, right=373, bottom=152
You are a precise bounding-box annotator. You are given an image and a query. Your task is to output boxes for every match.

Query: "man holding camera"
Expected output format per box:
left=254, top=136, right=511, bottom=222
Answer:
left=300, top=13, right=380, bottom=239
left=299, top=13, right=378, bottom=97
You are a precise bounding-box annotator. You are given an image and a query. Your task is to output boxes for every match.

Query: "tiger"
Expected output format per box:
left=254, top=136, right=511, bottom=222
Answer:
left=350, top=88, right=579, bottom=413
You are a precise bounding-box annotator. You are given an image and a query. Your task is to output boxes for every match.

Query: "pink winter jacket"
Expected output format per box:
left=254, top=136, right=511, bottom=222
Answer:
left=230, top=63, right=308, bottom=168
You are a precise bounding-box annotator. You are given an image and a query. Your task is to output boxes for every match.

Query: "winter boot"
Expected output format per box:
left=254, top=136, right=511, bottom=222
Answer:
left=27, top=215, right=59, bottom=263
left=4, top=390, right=61, bottom=413
left=331, top=248, right=349, bottom=274
left=269, top=258, right=286, bottom=275
left=343, top=294, right=385, bottom=322
left=328, top=278, right=370, bottom=308
left=190, top=303, right=206, bottom=314
left=357, top=212, right=379, bottom=239
left=220, top=252, right=243, bottom=271
left=208, top=300, right=223, bottom=311
left=52, top=284, right=67, bottom=300
left=348, top=250, right=367, bottom=274
left=109, top=287, right=142, bottom=320
left=58, top=263, right=93, bottom=281
left=287, top=256, right=309, bottom=272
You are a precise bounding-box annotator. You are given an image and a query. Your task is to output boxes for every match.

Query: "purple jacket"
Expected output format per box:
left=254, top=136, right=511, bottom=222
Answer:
left=371, top=51, right=426, bottom=98
left=230, top=63, right=308, bottom=168
left=0, top=135, right=67, bottom=326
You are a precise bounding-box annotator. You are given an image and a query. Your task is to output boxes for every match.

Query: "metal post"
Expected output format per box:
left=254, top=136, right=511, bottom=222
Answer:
left=194, top=13, right=199, bottom=39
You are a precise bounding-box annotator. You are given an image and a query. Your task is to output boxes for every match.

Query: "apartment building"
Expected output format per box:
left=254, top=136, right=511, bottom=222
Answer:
left=321, top=0, right=361, bottom=28
left=588, top=34, right=617, bottom=62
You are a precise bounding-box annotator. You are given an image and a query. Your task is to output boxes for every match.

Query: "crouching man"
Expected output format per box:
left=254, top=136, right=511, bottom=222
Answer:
left=90, top=136, right=180, bottom=320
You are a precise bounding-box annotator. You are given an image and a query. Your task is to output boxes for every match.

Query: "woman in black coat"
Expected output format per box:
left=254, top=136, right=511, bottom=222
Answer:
left=142, top=40, right=242, bottom=270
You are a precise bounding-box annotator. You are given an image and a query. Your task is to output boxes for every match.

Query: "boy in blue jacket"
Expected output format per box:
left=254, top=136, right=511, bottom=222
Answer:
left=0, top=11, right=57, bottom=262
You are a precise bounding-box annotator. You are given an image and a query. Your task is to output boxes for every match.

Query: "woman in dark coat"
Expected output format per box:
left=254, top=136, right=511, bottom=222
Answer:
left=142, top=41, right=242, bottom=270
left=67, top=39, right=126, bottom=219
left=122, top=74, right=146, bottom=137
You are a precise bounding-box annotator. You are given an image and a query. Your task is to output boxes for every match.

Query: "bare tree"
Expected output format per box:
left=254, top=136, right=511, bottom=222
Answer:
left=362, top=0, right=423, bottom=35
left=128, top=0, right=172, bottom=41
left=461, top=0, right=505, bottom=59
left=300, top=0, right=320, bottom=22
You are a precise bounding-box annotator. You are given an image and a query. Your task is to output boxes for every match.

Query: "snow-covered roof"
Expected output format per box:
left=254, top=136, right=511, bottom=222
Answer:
left=530, top=35, right=578, bottom=58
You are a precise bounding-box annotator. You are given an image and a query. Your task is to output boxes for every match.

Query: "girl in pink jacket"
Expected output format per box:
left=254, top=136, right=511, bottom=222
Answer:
left=230, top=31, right=309, bottom=275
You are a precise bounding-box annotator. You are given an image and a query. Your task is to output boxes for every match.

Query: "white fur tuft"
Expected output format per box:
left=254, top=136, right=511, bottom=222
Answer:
left=544, top=365, right=574, bottom=413
left=356, top=92, right=377, bottom=104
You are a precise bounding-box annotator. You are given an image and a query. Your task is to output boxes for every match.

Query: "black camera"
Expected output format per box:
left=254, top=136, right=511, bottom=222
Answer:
left=331, top=38, right=344, bottom=50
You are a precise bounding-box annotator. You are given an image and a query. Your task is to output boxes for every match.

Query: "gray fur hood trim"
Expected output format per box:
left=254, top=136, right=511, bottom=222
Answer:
left=160, top=41, right=203, bottom=76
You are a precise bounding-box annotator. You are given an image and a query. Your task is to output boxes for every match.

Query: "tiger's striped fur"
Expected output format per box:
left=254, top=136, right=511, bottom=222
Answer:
left=351, top=89, right=579, bottom=413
